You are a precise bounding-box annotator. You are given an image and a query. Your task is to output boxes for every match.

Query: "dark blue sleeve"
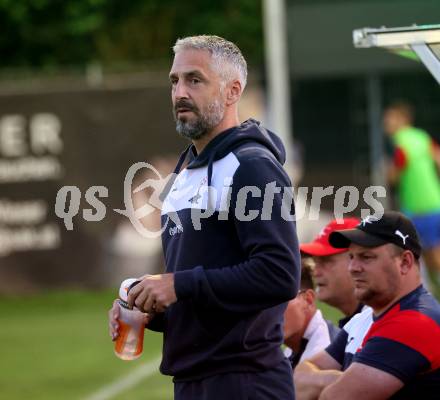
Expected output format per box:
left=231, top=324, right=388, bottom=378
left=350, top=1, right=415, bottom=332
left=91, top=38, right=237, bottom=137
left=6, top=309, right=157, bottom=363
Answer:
left=325, top=328, right=348, bottom=366
left=353, top=337, right=430, bottom=382
left=174, top=156, right=300, bottom=312
left=146, top=313, right=165, bottom=332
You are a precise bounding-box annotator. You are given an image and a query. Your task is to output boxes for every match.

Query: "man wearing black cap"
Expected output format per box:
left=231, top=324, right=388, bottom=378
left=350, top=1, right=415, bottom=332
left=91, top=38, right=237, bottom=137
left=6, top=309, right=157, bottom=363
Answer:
left=295, top=211, right=440, bottom=400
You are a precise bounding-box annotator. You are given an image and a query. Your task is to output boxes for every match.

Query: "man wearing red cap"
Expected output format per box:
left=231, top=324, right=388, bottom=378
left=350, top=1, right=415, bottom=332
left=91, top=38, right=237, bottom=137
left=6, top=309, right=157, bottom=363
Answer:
left=300, top=218, right=363, bottom=327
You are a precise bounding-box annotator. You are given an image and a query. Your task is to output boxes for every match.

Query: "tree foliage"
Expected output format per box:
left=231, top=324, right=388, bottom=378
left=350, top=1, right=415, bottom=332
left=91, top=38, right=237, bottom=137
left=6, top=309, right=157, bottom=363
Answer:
left=0, top=0, right=263, bottom=70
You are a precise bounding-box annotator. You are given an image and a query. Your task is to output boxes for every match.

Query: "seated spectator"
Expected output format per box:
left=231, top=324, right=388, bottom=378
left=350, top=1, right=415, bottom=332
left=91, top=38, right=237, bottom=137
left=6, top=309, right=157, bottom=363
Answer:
left=283, top=259, right=340, bottom=369
left=295, top=211, right=440, bottom=400
left=300, top=218, right=364, bottom=327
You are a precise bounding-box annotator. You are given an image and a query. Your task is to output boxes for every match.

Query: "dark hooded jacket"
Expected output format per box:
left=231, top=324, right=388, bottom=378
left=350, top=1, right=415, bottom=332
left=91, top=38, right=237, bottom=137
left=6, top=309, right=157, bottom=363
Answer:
left=149, top=119, right=300, bottom=381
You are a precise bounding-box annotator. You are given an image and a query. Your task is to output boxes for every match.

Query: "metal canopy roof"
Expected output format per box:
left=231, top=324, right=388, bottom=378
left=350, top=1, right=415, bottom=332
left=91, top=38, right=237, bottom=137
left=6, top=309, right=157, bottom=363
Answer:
left=353, top=24, right=440, bottom=84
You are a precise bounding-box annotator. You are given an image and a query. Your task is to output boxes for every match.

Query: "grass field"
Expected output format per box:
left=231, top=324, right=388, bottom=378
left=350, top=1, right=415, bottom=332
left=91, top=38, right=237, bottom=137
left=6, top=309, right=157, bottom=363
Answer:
left=0, top=290, right=342, bottom=400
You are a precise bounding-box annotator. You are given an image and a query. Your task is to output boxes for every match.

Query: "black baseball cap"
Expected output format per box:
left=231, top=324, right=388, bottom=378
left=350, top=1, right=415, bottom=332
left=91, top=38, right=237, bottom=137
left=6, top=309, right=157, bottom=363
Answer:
left=328, top=211, right=422, bottom=259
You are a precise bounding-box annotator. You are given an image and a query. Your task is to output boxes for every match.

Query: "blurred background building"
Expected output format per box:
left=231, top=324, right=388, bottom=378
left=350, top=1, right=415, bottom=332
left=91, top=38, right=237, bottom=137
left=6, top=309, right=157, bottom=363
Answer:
left=1, top=0, right=439, bottom=293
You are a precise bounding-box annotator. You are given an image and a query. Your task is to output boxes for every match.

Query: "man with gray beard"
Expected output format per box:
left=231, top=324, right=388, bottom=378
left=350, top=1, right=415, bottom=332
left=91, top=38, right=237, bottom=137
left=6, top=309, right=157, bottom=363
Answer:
left=173, top=90, right=224, bottom=140
left=109, top=35, right=300, bottom=399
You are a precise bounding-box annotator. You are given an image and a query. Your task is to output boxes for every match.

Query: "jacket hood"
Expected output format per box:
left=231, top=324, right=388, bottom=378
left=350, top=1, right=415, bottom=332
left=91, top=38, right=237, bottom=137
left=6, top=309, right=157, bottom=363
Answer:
left=187, top=118, right=286, bottom=168
left=170, top=118, right=286, bottom=187
left=171, top=119, right=286, bottom=192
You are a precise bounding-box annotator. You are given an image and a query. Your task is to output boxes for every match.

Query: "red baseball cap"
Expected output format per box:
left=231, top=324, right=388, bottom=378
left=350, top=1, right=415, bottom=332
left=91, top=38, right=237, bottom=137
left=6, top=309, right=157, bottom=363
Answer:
left=300, top=218, right=360, bottom=256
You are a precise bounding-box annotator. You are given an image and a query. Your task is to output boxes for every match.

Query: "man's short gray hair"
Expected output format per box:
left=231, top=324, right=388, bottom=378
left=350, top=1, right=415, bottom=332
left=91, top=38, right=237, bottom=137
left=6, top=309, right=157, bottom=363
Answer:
left=173, top=35, right=248, bottom=91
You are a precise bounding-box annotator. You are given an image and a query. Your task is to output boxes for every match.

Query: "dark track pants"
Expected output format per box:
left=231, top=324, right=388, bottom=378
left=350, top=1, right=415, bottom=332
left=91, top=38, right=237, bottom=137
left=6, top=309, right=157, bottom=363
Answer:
left=174, top=359, right=295, bottom=400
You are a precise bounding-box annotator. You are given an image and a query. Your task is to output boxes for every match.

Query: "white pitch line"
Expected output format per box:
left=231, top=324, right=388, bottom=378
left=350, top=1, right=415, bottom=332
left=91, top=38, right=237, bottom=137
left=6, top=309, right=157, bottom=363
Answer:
left=83, top=355, right=162, bottom=400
